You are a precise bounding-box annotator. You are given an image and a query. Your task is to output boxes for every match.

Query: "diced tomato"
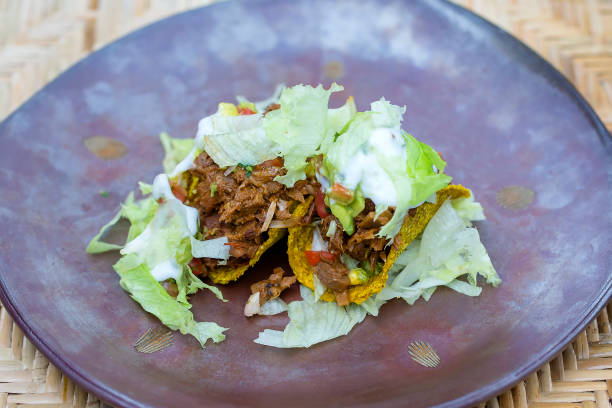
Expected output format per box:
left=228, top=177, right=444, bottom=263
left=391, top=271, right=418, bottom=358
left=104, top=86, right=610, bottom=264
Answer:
left=237, top=106, right=256, bottom=115
left=303, top=250, right=321, bottom=266
left=225, top=241, right=246, bottom=248
left=315, top=190, right=329, bottom=218
left=261, top=157, right=283, bottom=167
left=319, top=251, right=336, bottom=262
left=269, top=157, right=283, bottom=167
left=189, top=258, right=204, bottom=276
left=170, top=182, right=187, bottom=203
left=330, top=183, right=353, bottom=203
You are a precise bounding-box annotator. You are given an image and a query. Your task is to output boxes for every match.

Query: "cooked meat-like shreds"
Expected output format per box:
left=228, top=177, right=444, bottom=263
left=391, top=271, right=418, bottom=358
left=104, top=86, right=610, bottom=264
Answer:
left=250, top=267, right=297, bottom=305
left=186, top=152, right=317, bottom=276
left=319, top=198, right=397, bottom=269
left=313, top=198, right=404, bottom=304
left=313, top=259, right=351, bottom=306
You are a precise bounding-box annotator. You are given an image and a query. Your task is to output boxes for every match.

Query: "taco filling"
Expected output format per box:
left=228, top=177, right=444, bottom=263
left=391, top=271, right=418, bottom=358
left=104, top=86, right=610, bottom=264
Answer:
left=183, top=152, right=318, bottom=282
left=86, top=83, right=356, bottom=347
left=258, top=95, right=501, bottom=348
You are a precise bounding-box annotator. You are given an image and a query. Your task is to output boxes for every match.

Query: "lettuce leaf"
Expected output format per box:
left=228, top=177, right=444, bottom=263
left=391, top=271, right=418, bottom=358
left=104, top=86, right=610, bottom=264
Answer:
left=317, top=96, right=358, bottom=155
left=114, top=254, right=227, bottom=347
left=160, top=132, right=194, bottom=174
left=376, top=130, right=451, bottom=239
left=377, top=198, right=500, bottom=306
left=236, top=83, right=285, bottom=113
left=254, top=285, right=366, bottom=348
left=86, top=192, right=158, bottom=254
left=121, top=200, right=193, bottom=272
left=121, top=193, right=158, bottom=242
left=176, top=266, right=225, bottom=307
left=451, top=190, right=485, bottom=226
left=259, top=298, right=289, bottom=315
left=86, top=209, right=124, bottom=254
left=197, top=113, right=280, bottom=168
left=323, top=98, right=451, bottom=240
left=264, top=83, right=343, bottom=186
left=256, top=195, right=499, bottom=348
left=190, top=236, right=230, bottom=260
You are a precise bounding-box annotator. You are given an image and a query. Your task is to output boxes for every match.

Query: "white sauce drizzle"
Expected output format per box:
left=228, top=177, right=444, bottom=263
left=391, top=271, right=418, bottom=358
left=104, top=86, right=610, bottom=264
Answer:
left=336, top=127, right=405, bottom=207
left=150, top=259, right=182, bottom=282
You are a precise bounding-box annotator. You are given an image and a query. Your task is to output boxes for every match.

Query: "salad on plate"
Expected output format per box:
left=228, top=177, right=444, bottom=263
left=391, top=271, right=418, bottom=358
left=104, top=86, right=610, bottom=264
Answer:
left=88, top=83, right=500, bottom=349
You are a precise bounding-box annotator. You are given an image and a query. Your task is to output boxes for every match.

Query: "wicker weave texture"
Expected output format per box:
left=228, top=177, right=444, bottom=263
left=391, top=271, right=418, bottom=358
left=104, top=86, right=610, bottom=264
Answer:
left=0, top=1, right=610, bottom=407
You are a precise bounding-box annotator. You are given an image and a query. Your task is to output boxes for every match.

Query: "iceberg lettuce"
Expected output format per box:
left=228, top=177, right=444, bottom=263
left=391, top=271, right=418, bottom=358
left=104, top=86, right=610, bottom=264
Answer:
left=323, top=98, right=451, bottom=240
left=254, top=285, right=366, bottom=348
left=197, top=113, right=280, bottom=168
left=114, top=254, right=226, bottom=347
left=86, top=192, right=158, bottom=254
left=255, top=195, right=499, bottom=348
left=160, top=132, right=194, bottom=174
left=87, top=131, right=227, bottom=349
left=264, top=83, right=344, bottom=186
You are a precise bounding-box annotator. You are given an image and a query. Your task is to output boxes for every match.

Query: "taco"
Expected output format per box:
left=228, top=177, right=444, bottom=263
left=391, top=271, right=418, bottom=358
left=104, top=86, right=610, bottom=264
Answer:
left=288, top=184, right=470, bottom=305
left=86, top=83, right=357, bottom=347
left=286, top=97, right=470, bottom=306
left=251, top=97, right=500, bottom=349
left=182, top=153, right=317, bottom=284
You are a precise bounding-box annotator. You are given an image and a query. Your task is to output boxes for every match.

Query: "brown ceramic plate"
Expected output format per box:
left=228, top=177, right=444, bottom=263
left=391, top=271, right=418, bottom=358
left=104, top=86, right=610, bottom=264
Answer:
left=0, top=1, right=610, bottom=407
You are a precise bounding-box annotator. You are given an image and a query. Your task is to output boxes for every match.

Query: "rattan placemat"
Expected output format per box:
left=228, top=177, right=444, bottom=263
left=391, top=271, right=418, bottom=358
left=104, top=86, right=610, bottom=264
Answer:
left=0, top=1, right=610, bottom=407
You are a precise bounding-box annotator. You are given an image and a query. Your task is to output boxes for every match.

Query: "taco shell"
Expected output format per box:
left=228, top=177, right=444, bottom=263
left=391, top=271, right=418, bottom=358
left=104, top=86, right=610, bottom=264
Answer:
left=207, top=228, right=287, bottom=284
left=288, top=184, right=470, bottom=304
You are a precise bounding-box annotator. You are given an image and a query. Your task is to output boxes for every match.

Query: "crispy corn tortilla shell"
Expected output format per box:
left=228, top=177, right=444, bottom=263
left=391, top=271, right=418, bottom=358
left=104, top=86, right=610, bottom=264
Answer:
left=288, top=185, right=470, bottom=304
left=207, top=228, right=287, bottom=284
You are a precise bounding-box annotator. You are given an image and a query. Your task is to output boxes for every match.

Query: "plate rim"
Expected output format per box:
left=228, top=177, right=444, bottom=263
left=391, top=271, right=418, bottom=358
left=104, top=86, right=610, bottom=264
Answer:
left=0, top=0, right=610, bottom=407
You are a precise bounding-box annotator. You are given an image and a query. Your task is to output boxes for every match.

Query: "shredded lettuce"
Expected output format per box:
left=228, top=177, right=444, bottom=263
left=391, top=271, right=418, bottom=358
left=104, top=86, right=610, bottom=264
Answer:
left=236, top=83, right=285, bottom=113
left=86, top=192, right=158, bottom=254
left=256, top=195, right=499, bottom=348
left=313, top=275, right=326, bottom=301
left=376, top=198, right=500, bottom=306
left=254, top=285, right=366, bottom=348
left=190, top=236, right=230, bottom=260
left=323, top=98, right=452, bottom=240
left=121, top=201, right=191, bottom=270
left=197, top=112, right=280, bottom=167
left=121, top=193, right=158, bottom=242
left=451, top=190, right=486, bottom=226
left=160, top=132, right=194, bottom=174
left=264, top=83, right=344, bottom=186
left=259, top=298, right=289, bottom=315
left=317, top=96, right=358, bottom=154
left=138, top=181, right=153, bottom=195
left=87, top=132, right=227, bottom=349
left=114, top=254, right=227, bottom=347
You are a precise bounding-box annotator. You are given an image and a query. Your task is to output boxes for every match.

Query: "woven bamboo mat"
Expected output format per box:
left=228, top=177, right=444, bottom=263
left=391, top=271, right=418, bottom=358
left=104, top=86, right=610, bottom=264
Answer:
left=0, top=1, right=610, bottom=407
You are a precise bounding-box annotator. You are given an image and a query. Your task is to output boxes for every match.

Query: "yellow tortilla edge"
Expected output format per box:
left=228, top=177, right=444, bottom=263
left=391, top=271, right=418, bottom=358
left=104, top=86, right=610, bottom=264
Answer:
left=207, top=227, right=287, bottom=284
left=288, top=185, right=471, bottom=304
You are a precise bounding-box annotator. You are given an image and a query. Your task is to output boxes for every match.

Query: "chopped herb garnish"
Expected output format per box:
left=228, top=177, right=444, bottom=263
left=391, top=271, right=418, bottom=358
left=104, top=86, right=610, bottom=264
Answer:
left=210, top=183, right=217, bottom=197
left=237, top=163, right=253, bottom=178
left=99, top=190, right=109, bottom=197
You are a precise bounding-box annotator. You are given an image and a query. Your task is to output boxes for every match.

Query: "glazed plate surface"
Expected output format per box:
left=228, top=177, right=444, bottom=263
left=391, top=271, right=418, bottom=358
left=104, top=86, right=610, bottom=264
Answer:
left=0, top=0, right=610, bottom=407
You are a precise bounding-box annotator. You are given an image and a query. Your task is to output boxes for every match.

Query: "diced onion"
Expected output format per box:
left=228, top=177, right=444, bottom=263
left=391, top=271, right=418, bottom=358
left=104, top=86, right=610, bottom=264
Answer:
left=244, top=292, right=261, bottom=317
left=269, top=218, right=299, bottom=229
left=326, top=220, right=337, bottom=237
left=260, top=200, right=277, bottom=232
left=277, top=199, right=288, bottom=212
left=223, top=165, right=236, bottom=176
left=311, top=227, right=327, bottom=251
